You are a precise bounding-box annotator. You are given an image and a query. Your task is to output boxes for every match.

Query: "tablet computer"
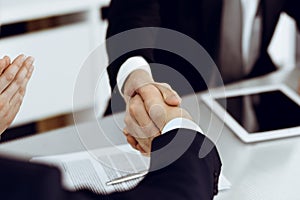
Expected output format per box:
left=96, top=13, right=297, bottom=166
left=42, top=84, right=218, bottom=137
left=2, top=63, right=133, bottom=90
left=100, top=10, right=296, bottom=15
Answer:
left=201, top=84, right=300, bottom=143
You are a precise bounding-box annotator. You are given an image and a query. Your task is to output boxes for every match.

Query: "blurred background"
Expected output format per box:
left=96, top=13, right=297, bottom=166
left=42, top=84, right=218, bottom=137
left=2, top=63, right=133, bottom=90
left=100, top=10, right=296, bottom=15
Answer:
left=0, top=0, right=111, bottom=142
left=0, top=0, right=299, bottom=142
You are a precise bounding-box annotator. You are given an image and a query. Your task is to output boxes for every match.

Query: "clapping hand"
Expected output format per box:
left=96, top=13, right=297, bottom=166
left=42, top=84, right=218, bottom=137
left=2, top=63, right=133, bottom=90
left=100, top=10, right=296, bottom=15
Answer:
left=0, top=55, right=34, bottom=134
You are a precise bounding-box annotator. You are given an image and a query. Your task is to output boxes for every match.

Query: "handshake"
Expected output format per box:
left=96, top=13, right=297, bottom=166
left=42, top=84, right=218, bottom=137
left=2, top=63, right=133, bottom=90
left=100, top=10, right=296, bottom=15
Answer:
left=122, top=69, right=192, bottom=155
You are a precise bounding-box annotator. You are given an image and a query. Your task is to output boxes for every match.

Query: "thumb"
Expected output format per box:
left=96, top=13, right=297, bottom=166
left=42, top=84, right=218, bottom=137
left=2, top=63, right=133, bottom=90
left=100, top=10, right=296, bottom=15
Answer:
left=152, top=83, right=181, bottom=106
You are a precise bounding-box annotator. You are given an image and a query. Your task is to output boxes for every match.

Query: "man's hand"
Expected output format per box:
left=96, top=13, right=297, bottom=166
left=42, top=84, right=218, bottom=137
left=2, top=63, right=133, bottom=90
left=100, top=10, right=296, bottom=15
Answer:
left=123, top=69, right=181, bottom=105
left=122, top=70, right=182, bottom=154
left=124, top=84, right=191, bottom=155
left=138, top=84, right=192, bottom=129
left=0, top=55, right=34, bottom=134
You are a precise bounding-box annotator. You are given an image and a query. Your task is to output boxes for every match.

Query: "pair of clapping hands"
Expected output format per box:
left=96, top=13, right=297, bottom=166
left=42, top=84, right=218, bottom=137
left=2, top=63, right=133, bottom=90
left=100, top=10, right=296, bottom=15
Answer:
left=0, top=55, right=34, bottom=135
left=122, top=69, right=192, bottom=155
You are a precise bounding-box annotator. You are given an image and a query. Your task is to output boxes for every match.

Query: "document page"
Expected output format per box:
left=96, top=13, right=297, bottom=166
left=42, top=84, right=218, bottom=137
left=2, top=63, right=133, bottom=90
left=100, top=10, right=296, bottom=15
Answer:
left=31, top=144, right=230, bottom=194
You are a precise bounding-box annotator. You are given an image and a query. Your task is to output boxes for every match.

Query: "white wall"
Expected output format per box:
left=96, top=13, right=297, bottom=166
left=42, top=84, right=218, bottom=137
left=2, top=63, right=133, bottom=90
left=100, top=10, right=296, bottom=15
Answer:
left=0, top=0, right=111, bottom=126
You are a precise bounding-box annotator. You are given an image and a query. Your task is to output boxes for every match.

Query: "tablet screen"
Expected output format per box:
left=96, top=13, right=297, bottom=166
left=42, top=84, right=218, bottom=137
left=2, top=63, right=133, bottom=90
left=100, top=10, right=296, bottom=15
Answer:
left=216, top=90, right=300, bottom=133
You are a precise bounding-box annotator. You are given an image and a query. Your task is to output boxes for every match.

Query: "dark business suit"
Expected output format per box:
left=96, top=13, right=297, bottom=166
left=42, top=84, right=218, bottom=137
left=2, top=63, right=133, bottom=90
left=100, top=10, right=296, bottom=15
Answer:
left=0, top=129, right=221, bottom=200
left=104, top=0, right=300, bottom=114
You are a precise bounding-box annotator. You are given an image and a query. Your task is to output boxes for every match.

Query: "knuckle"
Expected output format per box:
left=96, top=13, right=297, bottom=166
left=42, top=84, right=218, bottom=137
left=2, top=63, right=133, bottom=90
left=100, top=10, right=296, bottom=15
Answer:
left=162, top=83, right=171, bottom=89
left=5, top=72, right=14, bottom=82
left=130, top=95, right=140, bottom=104
left=128, top=102, right=138, bottom=116
left=6, top=119, right=13, bottom=127
left=19, top=87, right=26, bottom=96
left=3, top=111, right=9, bottom=120
left=0, top=101, right=5, bottom=110
left=0, top=94, right=9, bottom=103
left=139, top=119, right=150, bottom=128
left=124, top=115, right=131, bottom=126
left=145, top=98, right=158, bottom=109
left=127, top=139, right=137, bottom=149
left=138, top=84, right=154, bottom=95
left=5, top=116, right=13, bottom=127
left=18, top=95, right=24, bottom=103
left=16, top=77, right=24, bottom=85
left=24, top=58, right=32, bottom=66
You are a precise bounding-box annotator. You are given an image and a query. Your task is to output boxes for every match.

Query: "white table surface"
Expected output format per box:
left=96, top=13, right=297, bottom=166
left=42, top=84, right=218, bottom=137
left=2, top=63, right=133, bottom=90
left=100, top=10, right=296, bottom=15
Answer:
left=0, top=69, right=299, bottom=200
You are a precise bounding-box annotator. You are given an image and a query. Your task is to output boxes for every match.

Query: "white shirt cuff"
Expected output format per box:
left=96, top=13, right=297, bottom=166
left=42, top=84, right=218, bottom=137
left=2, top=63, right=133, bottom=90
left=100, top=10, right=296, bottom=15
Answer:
left=117, top=56, right=152, bottom=95
left=161, top=118, right=203, bottom=135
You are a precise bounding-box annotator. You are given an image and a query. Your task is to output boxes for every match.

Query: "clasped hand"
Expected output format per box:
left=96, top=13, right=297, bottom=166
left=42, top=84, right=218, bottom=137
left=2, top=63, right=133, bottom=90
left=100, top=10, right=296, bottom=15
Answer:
left=123, top=70, right=191, bottom=155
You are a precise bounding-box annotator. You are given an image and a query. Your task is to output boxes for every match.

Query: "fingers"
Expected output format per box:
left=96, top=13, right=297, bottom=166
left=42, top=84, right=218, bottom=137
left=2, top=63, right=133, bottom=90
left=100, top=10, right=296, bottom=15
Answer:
left=128, top=137, right=138, bottom=150
left=123, top=69, right=154, bottom=103
left=1, top=56, right=34, bottom=102
left=123, top=128, right=138, bottom=149
left=124, top=81, right=182, bottom=154
left=0, top=55, right=26, bottom=93
left=124, top=112, right=159, bottom=138
left=0, top=87, right=24, bottom=133
left=124, top=95, right=159, bottom=138
left=0, top=56, right=11, bottom=74
left=127, top=94, right=160, bottom=138
left=124, top=94, right=161, bottom=154
left=138, top=84, right=163, bottom=109
left=128, top=95, right=148, bottom=127
left=123, top=129, right=147, bottom=153
left=153, top=83, right=181, bottom=106
left=9, top=65, right=33, bottom=105
left=0, top=55, right=34, bottom=134
left=6, top=89, right=24, bottom=125
left=138, top=84, right=168, bottom=130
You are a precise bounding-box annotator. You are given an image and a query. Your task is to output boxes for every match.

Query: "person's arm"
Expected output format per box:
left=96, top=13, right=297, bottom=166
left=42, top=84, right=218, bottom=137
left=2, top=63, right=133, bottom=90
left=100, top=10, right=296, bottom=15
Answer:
left=0, top=129, right=221, bottom=200
left=0, top=55, right=34, bottom=135
left=106, top=0, right=160, bottom=91
left=106, top=0, right=177, bottom=106
left=114, top=129, right=222, bottom=200
left=124, top=83, right=183, bottom=153
left=113, top=97, right=222, bottom=199
left=105, top=0, right=183, bottom=153
left=105, top=0, right=175, bottom=105
left=0, top=106, right=221, bottom=200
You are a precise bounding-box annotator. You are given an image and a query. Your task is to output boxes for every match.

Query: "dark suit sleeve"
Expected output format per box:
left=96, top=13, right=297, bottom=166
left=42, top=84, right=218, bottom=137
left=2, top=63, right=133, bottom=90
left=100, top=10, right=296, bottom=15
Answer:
left=112, top=129, right=222, bottom=200
left=105, top=0, right=160, bottom=91
left=0, top=157, right=65, bottom=200
left=0, top=129, right=221, bottom=200
left=0, top=157, right=110, bottom=200
left=283, top=0, right=300, bottom=30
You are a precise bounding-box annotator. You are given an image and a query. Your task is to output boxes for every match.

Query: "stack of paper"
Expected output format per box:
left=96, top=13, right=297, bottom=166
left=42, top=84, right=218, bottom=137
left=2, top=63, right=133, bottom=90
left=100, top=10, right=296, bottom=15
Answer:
left=31, top=144, right=231, bottom=194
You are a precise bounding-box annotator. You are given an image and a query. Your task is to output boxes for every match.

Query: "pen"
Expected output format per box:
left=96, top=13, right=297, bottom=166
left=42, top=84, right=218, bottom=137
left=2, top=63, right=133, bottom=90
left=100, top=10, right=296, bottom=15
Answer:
left=106, top=170, right=148, bottom=186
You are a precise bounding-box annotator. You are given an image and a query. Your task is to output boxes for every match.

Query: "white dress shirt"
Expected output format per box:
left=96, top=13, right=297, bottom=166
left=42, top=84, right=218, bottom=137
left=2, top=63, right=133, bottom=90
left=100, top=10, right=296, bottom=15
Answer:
left=161, top=118, right=203, bottom=134
left=117, top=0, right=260, bottom=132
